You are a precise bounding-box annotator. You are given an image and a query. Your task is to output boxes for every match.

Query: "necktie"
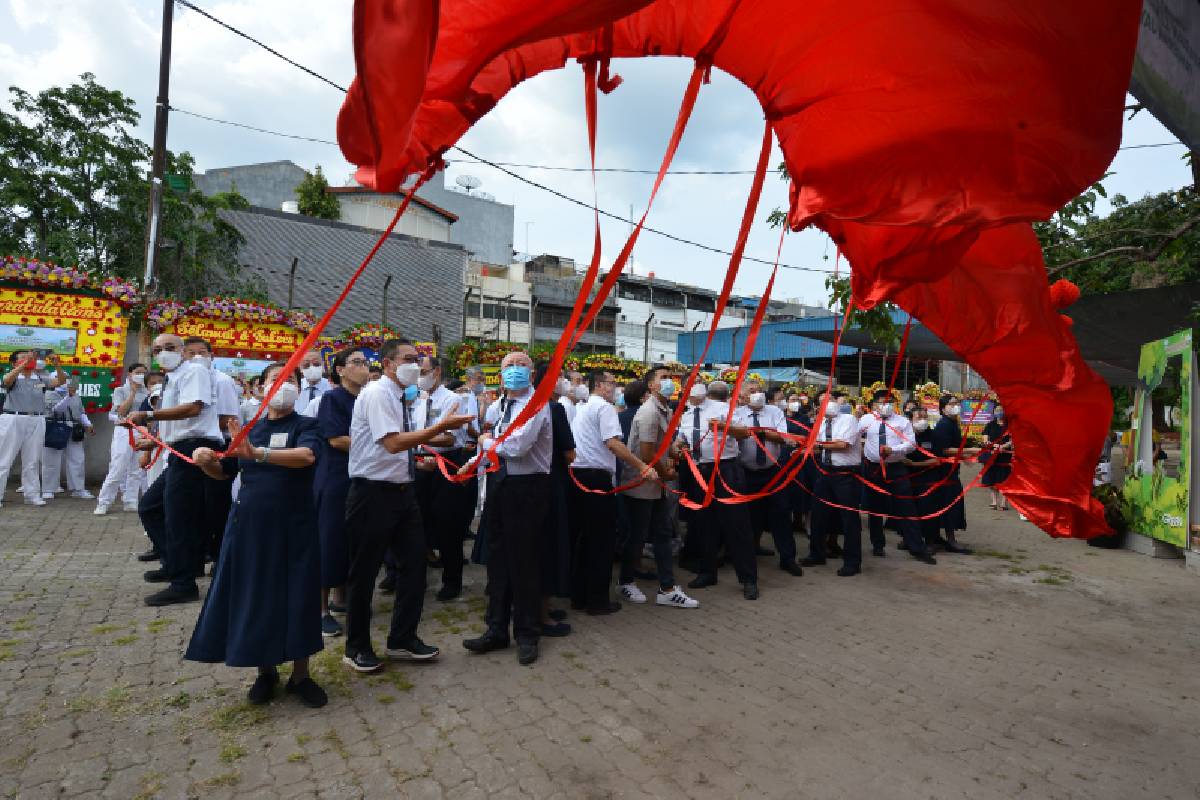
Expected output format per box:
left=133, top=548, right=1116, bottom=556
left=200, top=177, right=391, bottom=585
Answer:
left=402, top=400, right=415, bottom=477
left=308, top=385, right=317, bottom=402
left=691, top=407, right=702, bottom=458
left=877, top=418, right=887, bottom=463
left=823, top=418, right=833, bottom=466
left=752, top=411, right=765, bottom=466
left=496, top=399, right=513, bottom=478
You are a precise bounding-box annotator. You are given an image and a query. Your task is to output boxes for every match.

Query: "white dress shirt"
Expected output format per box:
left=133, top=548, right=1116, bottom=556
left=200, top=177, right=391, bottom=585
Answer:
left=732, top=403, right=788, bottom=470
left=348, top=377, right=427, bottom=483
left=299, top=377, right=332, bottom=412
left=485, top=390, right=552, bottom=475
left=858, top=412, right=916, bottom=464
left=107, top=384, right=148, bottom=423
left=816, top=412, right=863, bottom=468
left=454, top=391, right=480, bottom=447
left=678, top=399, right=737, bottom=464
left=212, top=369, right=241, bottom=421
left=570, top=395, right=623, bottom=474
left=421, top=385, right=466, bottom=453
left=159, top=361, right=222, bottom=443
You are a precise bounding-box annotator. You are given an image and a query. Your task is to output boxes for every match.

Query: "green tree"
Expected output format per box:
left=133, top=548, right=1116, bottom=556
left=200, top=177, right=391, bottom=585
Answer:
left=294, top=165, right=340, bottom=220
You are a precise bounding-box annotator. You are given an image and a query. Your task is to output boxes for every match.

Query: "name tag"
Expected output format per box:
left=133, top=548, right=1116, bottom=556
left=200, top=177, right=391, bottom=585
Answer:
left=269, top=432, right=289, bottom=449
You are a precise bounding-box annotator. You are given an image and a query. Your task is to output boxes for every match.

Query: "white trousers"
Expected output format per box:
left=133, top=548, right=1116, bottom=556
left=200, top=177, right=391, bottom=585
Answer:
left=97, top=429, right=145, bottom=506
left=0, top=414, right=45, bottom=501
left=41, top=440, right=85, bottom=493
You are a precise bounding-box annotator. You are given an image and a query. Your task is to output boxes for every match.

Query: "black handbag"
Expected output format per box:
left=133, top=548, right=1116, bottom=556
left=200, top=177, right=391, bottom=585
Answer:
left=44, top=416, right=71, bottom=450
left=71, top=421, right=86, bottom=442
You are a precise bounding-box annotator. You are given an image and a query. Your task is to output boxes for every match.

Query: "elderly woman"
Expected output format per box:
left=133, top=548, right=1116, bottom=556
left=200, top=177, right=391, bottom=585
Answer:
left=184, top=362, right=326, bottom=708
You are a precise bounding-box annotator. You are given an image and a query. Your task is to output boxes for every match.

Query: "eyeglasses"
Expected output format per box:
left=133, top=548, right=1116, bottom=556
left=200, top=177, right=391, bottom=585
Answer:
left=346, top=358, right=369, bottom=366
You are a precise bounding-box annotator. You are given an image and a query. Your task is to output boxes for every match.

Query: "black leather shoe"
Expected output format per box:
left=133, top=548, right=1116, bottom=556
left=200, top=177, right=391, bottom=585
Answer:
left=742, top=583, right=760, bottom=600
left=585, top=601, right=621, bottom=616
left=872, top=548, right=887, bottom=558
left=800, top=557, right=826, bottom=567
left=463, top=633, right=510, bottom=654
left=837, top=566, right=861, bottom=577
left=913, top=552, right=938, bottom=565
left=143, top=568, right=169, bottom=583
left=827, top=542, right=843, bottom=557
left=942, top=543, right=973, bottom=555
left=144, top=586, right=199, bottom=607
left=686, top=574, right=717, bottom=589
left=285, top=677, right=328, bottom=708
left=517, top=643, right=539, bottom=666
left=136, top=548, right=160, bottom=563
left=435, top=585, right=461, bottom=602
left=247, top=669, right=279, bottom=704
left=780, top=562, right=804, bottom=577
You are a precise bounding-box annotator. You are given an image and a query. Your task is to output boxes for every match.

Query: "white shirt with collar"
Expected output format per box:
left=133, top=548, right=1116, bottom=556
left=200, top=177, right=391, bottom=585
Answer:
left=348, top=377, right=427, bottom=483
left=485, top=389, right=552, bottom=475
left=212, top=369, right=241, bottom=421
left=815, top=411, right=863, bottom=468
left=858, top=412, right=916, bottom=464
left=454, top=391, right=480, bottom=447
left=299, top=377, right=332, bottom=413
left=108, top=384, right=148, bottom=423
left=158, top=360, right=222, bottom=443
left=421, top=384, right=465, bottom=453
left=678, top=398, right=737, bottom=464
left=732, top=402, right=788, bottom=469
left=570, top=394, right=623, bottom=474
left=558, top=394, right=576, bottom=425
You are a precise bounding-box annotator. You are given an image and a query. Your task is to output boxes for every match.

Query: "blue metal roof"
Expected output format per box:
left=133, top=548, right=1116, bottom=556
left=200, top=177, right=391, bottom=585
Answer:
left=676, top=310, right=910, bottom=366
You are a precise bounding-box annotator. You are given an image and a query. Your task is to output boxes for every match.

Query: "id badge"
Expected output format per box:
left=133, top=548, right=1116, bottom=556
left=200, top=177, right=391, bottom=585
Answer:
left=269, top=432, right=289, bottom=449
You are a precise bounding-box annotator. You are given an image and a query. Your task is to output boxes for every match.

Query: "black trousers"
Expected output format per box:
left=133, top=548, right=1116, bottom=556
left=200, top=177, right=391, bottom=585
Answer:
left=163, top=438, right=223, bottom=592
left=425, top=448, right=477, bottom=591
left=809, top=469, right=864, bottom=567
left=743, top=465, right=797, bottom=566
left=138, top=471, right=167, bottom=565
left=567, top=468, right=616, bottom=612
left=862, top=462, right=930, bottom=557
left=483, top=472, right=549, bottom=645
left=344, top=478, right=426, bottom=654
left=689, top=459, right=757, bottom=584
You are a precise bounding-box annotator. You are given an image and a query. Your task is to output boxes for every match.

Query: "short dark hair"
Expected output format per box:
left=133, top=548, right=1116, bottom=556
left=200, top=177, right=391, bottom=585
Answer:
left=379, top=338, right=413, bottom=362
left=427, top=355, right=451, bottom=375
left=939, top=394, right=957, bottom=412
left=830, top=390, right=849, bottom=402
left=183, top=336, right=209, bottom=351
left=587, top=369, right=612, bottom=391
left=127, top=362, right=147, bottom=373
left=331, top=348, right=363, bottom=386
left=872, top=389, right=893, bottom=403
left=145, top=370, right=166, bottom=384
left=446, top=379, right=465, bottom=392
left=533, top=361, right=551, bottom=387
left=641, top=364, right=667, bottom=384
left=623, top=379, right=648, bottom=406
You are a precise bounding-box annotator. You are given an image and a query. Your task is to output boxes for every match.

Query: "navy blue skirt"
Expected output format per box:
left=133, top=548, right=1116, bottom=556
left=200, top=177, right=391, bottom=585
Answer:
left=314, top=474, right=351, bottom=589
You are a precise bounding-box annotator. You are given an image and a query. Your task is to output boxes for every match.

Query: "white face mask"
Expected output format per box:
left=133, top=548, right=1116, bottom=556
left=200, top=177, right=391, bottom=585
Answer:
left=155, top=350, right=182, bottom=371
left=394, top=362, right=420, bottom=386
left=302, top=365, right=323, bottom=383
left=824, top=402, right=839, bottom=417
left=788, top=401, right=801, bottom=413
left=689, top=385, right=707, bottom=401
left=556, top=377, right=571, bottom=396
left=876, top=403, right=893, bottom=418
left=946, top=404, right=961, bottom=417
left=131, top=372, right=146, bottom=386
left=748, top=392, right=766, bottom=410
left=573, top=384, right=589, bottom=402
left=913, top=419, right=930, bottom=433
left=149, top=385, right=163, bottom=399
left=190, top=354, right=212, bottom=370
left=418, top=372, right=438, bottom=392
left=267, top=380, right=299, bottom=410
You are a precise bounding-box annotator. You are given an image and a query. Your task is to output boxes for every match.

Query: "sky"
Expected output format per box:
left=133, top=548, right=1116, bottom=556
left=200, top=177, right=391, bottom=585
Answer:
left=1, top=0, right=1193, bottom=308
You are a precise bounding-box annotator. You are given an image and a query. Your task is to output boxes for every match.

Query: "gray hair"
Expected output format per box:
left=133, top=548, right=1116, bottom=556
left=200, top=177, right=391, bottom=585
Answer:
left=464, top=366, right=484, bottom=380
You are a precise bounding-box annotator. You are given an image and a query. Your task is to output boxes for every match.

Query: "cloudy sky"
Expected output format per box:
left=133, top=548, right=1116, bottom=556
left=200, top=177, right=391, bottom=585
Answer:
left=1, top=0, right=1193, bottom=307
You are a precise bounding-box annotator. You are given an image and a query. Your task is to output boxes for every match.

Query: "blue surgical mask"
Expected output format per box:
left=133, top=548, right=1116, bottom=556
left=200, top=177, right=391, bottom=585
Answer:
left=403, top=384, right=419, bottom=403
left=501, top=365, right=531, bottom=390
left=840, top=403, right=853, bottom=414
left=659, top=379, right=676, bottom=398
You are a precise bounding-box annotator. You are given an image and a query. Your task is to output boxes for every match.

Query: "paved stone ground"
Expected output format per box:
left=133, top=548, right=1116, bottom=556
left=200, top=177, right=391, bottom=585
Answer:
left=2, top=465, right=1199, bottom=799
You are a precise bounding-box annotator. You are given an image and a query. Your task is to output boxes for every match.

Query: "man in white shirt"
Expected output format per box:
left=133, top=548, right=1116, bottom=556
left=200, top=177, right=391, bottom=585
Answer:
left=96, top=363, right=149, bottom=514
left=298, top=350, right=332, bottom=415
left=858, top=388, right=937, bottom=566
left=568, top=370, right=656, bottom=614
left=679, top=380, right=760, bottom=600
left=804, top=390, right=865, bottom=575
left=127, top=335, right=224, bottom=606
left=463, top=350, right=553, bottom=666
left=342, top=338, right=473, bottom=673
left=0, top=349, right=66, bottom=507
left=733, top=381, right=803, bottom=577
left=195, top=341, right=241, bottom=566
left=556, top=376, right=576, bottom=425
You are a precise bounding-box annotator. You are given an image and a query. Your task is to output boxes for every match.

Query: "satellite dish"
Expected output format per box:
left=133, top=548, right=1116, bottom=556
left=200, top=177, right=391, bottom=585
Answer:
left=456, top=174, right=482, bottom=194
left=476, top=191, right=495, bottom=201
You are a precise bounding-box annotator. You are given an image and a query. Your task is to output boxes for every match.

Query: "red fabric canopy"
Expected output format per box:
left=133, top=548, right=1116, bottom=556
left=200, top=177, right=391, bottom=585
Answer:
left=338, top=0, right=1142, bottom=538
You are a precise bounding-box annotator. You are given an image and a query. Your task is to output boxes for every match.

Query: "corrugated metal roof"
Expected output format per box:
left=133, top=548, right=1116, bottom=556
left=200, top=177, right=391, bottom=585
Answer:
left=676, top=309, right=911, bottom=365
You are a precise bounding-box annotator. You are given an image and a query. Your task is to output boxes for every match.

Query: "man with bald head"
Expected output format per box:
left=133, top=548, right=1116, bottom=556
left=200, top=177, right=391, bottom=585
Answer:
left=464, top=350, right=554, bottom=666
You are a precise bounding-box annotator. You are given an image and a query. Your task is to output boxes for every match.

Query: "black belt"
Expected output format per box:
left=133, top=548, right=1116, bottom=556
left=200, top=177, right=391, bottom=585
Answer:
left=350, top=477, right=412, bottom=492
left=2, top=410, right=44, bottom=416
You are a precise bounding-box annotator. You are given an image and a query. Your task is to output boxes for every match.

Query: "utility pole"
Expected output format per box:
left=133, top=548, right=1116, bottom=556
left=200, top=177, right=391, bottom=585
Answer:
left=142, top=0, right=175, bottom=292
left=643, top=312, right=656, bottom=364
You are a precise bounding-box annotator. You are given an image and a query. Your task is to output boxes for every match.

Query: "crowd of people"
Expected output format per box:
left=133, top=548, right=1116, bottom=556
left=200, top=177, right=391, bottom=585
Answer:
left=1, top=337, right=1014, bottom=709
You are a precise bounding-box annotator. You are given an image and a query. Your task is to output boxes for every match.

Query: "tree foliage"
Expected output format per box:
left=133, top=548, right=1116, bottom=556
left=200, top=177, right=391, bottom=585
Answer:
left=295, top=165, right=340, bottom=220
left=0, top=73, right=258, bottom=301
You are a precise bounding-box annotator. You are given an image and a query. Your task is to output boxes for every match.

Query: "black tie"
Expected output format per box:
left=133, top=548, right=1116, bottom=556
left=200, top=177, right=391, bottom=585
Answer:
left=402, top=400, right=415, bottom=477
left=692, top=407, right=702, bottom=457
left=308, top=385, right=317, bottom=402
left=496, top=399, right=513, bottom=478
left=752, top=411, right=765, bottom=466
left=823, top=417, right=833, bottom=466
left=877, top=418, right=887, bottom=464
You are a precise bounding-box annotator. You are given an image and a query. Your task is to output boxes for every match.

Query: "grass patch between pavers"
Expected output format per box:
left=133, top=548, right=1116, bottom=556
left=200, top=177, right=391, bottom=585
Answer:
left=91, top=623, right=123, bottom=634
left=146, top=618, right=173, bottom=633
left=367, top=669, right=414, bottom=692
left=112, top=634, right=139, bottom=646
left=195, top=771, right=241, bottom=789
left=208, top=701, right=269, bottom=733
left=131, top=771, right=164, bottom=800
left=308, top=646, right=352, bottom=697
left=218, top=741, right=247, bottom=763
left=287, top=752, right=307, bottom=763
left=323, top=728, right=350, bottom=760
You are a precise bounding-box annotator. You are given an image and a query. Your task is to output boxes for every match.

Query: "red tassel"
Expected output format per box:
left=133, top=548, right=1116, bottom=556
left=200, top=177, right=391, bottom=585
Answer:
left=1048, top=278, right=1081, bottom=309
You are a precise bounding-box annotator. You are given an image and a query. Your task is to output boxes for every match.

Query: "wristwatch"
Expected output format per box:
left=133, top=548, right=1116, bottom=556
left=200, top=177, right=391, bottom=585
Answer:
left=145, top=410, right=155, bottom=422
left=256, top=446, right=270, bottom=463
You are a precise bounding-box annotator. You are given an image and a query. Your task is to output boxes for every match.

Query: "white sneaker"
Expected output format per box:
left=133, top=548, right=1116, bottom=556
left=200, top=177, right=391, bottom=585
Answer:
left=123, top=503, right=139, bottom=513
left=656, top=586, right=700, bottom=609
left=619, top=583, right=647, bottom=604
left=41, top=492, right=54, bottom=500
left=24, top=497, right=46, bottom=507
left=93, top=504, right=110, bottom=516
left=72, top=490, right=95, bottom=500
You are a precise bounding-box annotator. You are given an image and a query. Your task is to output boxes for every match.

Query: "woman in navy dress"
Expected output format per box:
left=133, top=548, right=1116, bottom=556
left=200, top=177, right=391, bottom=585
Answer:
left=538, top=362, right=576, bottom=636
left=980, top=405, right=1013, bottom=510
left=906, top=408, right=945, bottom=551
left=186, top=363, right=326, bottom=708
left=313, top=348, right=370, bottom=638
left=927, top=395, right=982, bottom=554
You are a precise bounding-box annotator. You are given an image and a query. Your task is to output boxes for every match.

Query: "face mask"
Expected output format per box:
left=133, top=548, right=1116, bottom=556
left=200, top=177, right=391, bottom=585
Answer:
left=155, top=350, right=182, bottom=371
left=688, top=384, right=706, bottom=401
left=749, top=392, right=766, bottom=410
left=573, top=384, right=589, bottom=402
left=418, top=372, right=437, bottom=392
left=839, top=403, right=853, bottom=414
left=131, top=373, right=146, bottom=386
left=788, top=401, right=801, bottom=413
left=302, top=365, right=323, bottom=383
left=34, top=359, right=46, bottom=370
left=946, top=404, right=961, bottom=416
left=824, top=403, right=839, bottom=417
left=659, top=379, right=677, bottom=398
left=267, top=380, right=299, bottom=410
left=190, top=354, right=212, bottom=370
left=913, top=419, right=929, bottom=433
left=395, top=362, right=421, bottom=386
left=500, top=365, right=531, bottom=391
left=877, top=403, right=893, bottom=417
left=470, top=383, right=484, bottom=396
left=556, top=377, right=571, bottom=396
left=149, top=385, right=163, bottom=399
left=403, top=384, right=420, bottom=403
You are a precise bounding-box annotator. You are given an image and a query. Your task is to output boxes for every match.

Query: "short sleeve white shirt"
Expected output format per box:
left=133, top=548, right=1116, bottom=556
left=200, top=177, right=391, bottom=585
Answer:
left=212, top=369, right=241, bottom=420
left=816, top=412, right=862, bottom=467
left=732, top=403, right=788, bottom=469
left=348, top=377, right=425, bottom=483
left=159, top=361, right=222, bottom=443
left=570, top=395, right=623, bottom=473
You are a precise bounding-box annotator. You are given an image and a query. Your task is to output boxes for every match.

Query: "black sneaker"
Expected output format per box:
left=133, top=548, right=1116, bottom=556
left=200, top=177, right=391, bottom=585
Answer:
left=742, top=583, right=760, bottom=601
left=435, top=585, right=461, bottom=602
left=517, top=643, right=539, bottom=666
left=385, top=637, right=440, bottom=661
left=136, top=548, right=161, bottom=563
left=321, top=613, right=343, bottom=638
left=247, top=669, right=278, bottom=705
left=463, top=633, right=510, bottom=654
left=143, top=568, right=169, bottom=583
left=342, top=650, right=383, bottom=673
left=286, top=677, right=328, bottom=708
left=686, top=574, right=717, bottom=589
left=328, top=600, right=348, bottom=614
left=144, top=586, right=199, bottom=606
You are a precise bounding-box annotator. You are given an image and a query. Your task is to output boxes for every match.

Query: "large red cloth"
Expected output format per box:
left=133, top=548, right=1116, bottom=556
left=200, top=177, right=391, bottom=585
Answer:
left=337, top=0, right=1141, bottom=538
